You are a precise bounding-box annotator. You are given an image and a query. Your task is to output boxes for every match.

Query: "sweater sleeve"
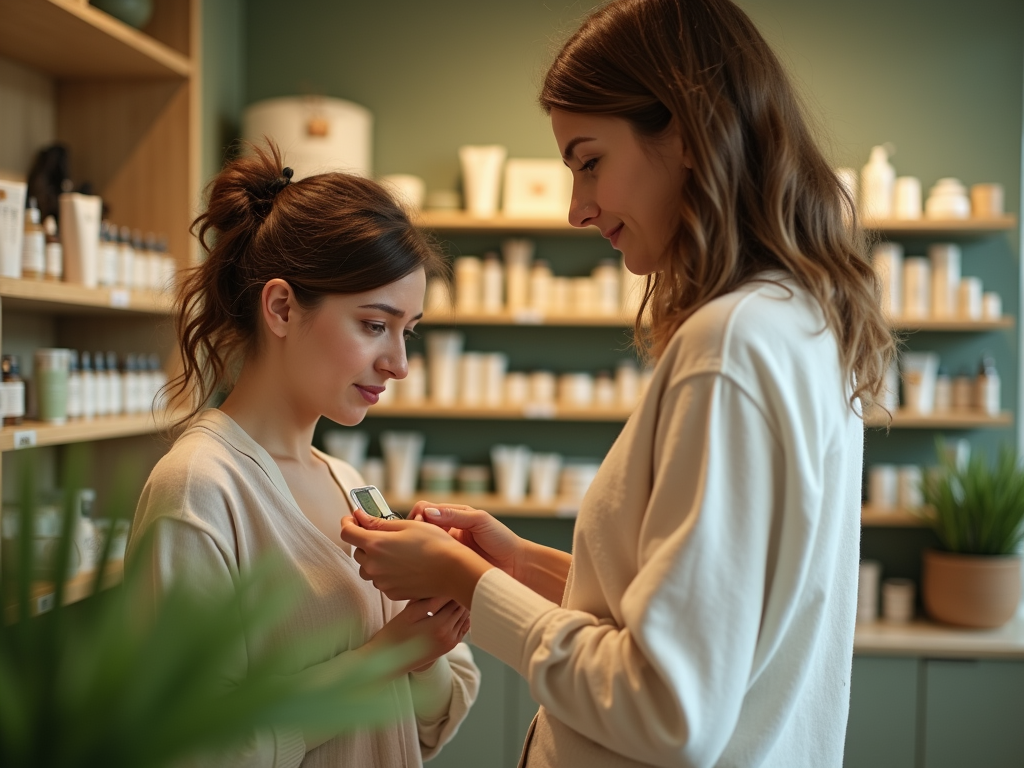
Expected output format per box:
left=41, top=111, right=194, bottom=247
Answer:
left=410, top=642, right=480, bottom=760
left=470, top=372, right=782, bottom=768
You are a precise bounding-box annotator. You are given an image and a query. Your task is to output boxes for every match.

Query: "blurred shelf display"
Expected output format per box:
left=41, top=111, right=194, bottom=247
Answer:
left=415, top=210, right=594, bottom=234
left=0, top=0, right=192, bottom=78
left=864, top=216, right=1017, bottom=237
left=0, top=411, right=173, bottom=452
left=421, top=311, right=631, bottom=327
left=369, top=403, right=633, bottom=422
left=854, top=613, right=1024, bottom=660
left=388, top=493, right=581, bottom=518
left=5, top=560, right=123, bottom=620
left=888, top=316, right=1013, bottom=332
left=864, top=409, right=1012, bottom=429
left=0, top=278, right=173, bottom=315
left=860, top=505, right=928, bottom=527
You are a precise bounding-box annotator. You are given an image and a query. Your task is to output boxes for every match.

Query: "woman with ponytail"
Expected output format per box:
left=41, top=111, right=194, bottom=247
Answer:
left=342, top=0, right=895, bottom=766
left=127, top=143, right=479, bottom=767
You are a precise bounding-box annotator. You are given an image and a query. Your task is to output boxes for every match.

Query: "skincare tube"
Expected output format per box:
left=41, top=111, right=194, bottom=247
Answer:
left=0, top=180, right=27, bottom=278
left=59, top=193, right=102, bottom=288
left=901, top=351, right=939, bottom=414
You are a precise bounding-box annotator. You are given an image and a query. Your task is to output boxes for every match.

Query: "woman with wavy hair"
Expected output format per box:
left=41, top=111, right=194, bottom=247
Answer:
left=343, top=0, right=895, bottom=765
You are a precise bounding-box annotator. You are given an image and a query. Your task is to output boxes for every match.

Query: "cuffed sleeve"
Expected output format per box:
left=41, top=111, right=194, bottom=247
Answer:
left=415, top=643, right=480, bottom=760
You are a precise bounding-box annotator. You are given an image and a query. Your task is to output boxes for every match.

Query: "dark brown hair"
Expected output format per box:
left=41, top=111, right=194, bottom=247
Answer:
left=540, top=0, right=894, bottom=409
left=171, top=141, right=445, bottom=428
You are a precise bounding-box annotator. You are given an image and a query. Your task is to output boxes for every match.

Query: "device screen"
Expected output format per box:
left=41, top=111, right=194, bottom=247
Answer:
left=353, top=487, right=387, bottom=518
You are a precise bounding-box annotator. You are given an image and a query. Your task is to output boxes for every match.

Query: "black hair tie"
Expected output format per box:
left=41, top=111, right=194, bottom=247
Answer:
left=268, top=167, right=294, bottom=197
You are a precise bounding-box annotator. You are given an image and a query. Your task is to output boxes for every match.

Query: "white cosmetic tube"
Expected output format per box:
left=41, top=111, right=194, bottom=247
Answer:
left=59, top=193, right=102, bottom=288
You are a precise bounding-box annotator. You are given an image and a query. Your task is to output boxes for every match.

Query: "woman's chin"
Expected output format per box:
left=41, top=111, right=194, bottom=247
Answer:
left=328, top=405, right=369, bottom=427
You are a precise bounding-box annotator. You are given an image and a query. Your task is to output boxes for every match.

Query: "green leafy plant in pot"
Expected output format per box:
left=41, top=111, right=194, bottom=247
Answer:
left=919, top=440, right=1024, bottom=628
left=0, top=447, right=415, bottom=767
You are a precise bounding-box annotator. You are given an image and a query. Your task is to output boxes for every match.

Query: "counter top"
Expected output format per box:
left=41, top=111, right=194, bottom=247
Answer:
left=854, top=612, right=1024, bottom=659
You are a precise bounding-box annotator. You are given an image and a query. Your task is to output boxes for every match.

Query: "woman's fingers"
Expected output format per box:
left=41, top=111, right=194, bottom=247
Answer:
left=420, top=505, right=488, bottom=531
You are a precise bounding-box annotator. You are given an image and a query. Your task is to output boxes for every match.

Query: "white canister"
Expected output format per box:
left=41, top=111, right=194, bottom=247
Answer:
left=529, top=453, right=563, bottom=503
left=592, top=259, right=621, bottom=316
left=871, top=242, right=903, bottom=318
left=957, top=277, right=983, bottom=320
left=982, top=292, right=1002, bottom=320
left=858, top=560, right=882, bottom=623
left=425, top=331, right=464, bottom=405
left=901, top=351, right=939, bottom=414
left=482, top=353, right=508, bottom=407
left=529, top=371, right=556, bottom=405
left=882, top=578, right=915, bottom=623
left=570, top=278, right=596, bottom=317
left=529, top=260, right=553, bottom=314
left=868, top=464, right=898, bottom=509
left=928, top=243, right=961, bottom=318
left=491, top=444, right=532, bottom=503
left=397, top=353, right=426, bottom=404
left=897, top=465, right=923, bottom=509
left=594, top=371, right=616, bottom=408
left=558, top=373, right=595, bottom=409
left=505, top=372, right=529, bottom=405
left=893, top=176, right=922, bottom=220
left=502, top=238, right=534, bottom=312
left=459, top=352, right=484, bottom=406
left=454, top=256, right=482, bottom=314
left=0, top=180, right=27, bottom=278
left=481, top=254, right=504, bottom=314
left=380, top=431, right=425, bottom=498
left=459, top=145, right=507, bottom=217
left=902, top=257, right=931, bottom=319
left=925, top=178, right=970, bottom=220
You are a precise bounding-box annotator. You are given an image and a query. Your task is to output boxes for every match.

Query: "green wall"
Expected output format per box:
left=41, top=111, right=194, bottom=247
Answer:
left=201, top=0, right=246, bottom=183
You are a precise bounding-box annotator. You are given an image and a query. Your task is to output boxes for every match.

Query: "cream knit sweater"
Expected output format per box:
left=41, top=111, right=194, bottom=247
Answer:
left=472, top=277, right=863, bottom=767
left=127, top=409, right=479, bottom=767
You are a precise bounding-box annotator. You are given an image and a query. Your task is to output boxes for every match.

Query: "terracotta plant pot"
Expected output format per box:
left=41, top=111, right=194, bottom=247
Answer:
left=922, top=549, right=1022, bottom=629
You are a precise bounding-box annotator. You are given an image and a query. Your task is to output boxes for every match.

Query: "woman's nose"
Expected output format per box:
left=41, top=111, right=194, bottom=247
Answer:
left=378, top=343, right=409, bottom=380
left=568, top=188, right=598, bottom=228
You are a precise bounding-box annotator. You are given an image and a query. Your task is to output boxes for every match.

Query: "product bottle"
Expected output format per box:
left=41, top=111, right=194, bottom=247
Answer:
left=933, top=366, right=952, bottom=413
left=80, top=351, right=96, bottom=419
left=93, top=350, right=109, bottom=416
left=131, top=230, right=147, bottom=290
left=158, top=236, right=175, bottom=293
left=975, top=356, right=1000, bottom=416
left=122, top=353, right=137, bottom=414
left=860, top=145, right=895, bottom=221
left=149, top=352, right=167, bottom=411
left=144, top=233, right=161, bottom=291
left=43, top=215, right=63, bottom=281
left=1, top=354, right=26, bottom=426
left=21, top=197, right=45, bottom=279
left=67, top=350, right=83, bottom=419
left=117, top=225, right=134, bottom=288
left=481, top=253, right=504, bottom=314
left=952, top=367, right=973, bottom=411
left=106, top=351, right=122, bottom=416
left=99, top=222, right=118, bottom=287
left=529, top=260, right=553, bottom=314
left=592, top=259, right=621, bottom=316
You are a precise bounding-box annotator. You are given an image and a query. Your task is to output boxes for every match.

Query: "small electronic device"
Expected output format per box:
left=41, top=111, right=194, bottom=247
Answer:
left=349, top=485, right=402, bottom=521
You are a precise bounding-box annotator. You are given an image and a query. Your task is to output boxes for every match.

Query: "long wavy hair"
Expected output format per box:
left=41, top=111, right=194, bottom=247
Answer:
left=540, top=0, right=894, bottom=409
left=170, top=142, right=446, bottom=431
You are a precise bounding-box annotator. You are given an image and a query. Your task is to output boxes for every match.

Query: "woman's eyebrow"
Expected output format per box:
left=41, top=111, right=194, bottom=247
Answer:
left=359, top=303, right=423, bottom=321
left=562, top=136, right=595, bottom=161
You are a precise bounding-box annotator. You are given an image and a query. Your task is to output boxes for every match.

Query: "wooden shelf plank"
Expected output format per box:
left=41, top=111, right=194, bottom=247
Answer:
left=0, top=278, right=173, bottom=315
left=861, top=506, right=928, bottom=527
left=865, top=215, right=1017, bottom=236
left=415, top=210, right=595, bottom=234
left=367, top=404, right=633, bottom=422
left=864, top=409, right=1012, bottom=429
left=421, top=310, right=631, bottom=327
left=5, top=560, right=123, bottom=619
left=0, top=411, right=171, bottom=452
left=0, top=0, right=191, bottom=78
left=889, top=316, right=1014, bottom=332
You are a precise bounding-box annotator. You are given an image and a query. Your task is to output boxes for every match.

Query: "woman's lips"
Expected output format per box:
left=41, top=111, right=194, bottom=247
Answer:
left=355, top=385, right=384, bottom=404
left=604, top=223, right=624, bottom=248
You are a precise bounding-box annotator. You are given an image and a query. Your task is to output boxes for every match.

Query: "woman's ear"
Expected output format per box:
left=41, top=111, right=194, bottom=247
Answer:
left=261, top=278, right=295, bottom=339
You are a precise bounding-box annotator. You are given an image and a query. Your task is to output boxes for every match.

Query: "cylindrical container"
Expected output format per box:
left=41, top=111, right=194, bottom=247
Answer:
left=454, top=256, right=482, bottom=314
left=457, top=465, right=491, bottom=495
left=380, top=431, right=425, bottom=498
left=550, top=277, right=570, bottom=316
left=482, top=353, right=508, bottom=407
left=117, top=225, right=134, bottom=288
left=871, top=242, right=903, bottom=318
left=868, top=464, right=898, bottom=509
left=529, top=260, right=552, bottom=314
left=928, top=243, right=961, bottom=318
left=877, top=360, right=900, bottom=412
left=21, top=197, right=45, bottom=279
left=970, top=183, right=1004, bottom=219
left=982, top=292, right=1002, bottom=320
left=1, top=354, right=26, bottom=426
left=957, top=277, right=983, bottom=320
left=893, top=176, right=922, bottom=220
left=34, top=348, right=70, bottom=424
left=501, top=238, right=534, bottom=312
left=529, top=371, right=556, bottom=405
left=901, top=351, right=939, bottom=414
left=425, top=331, right=464, bottom=405
left=420, top=456, right=458, bottom=494
left=529, top=453, right=563, bottom=503
left=322, top=430, right=369, bottom=470
left=67, top=351, right=82, bottom=419
left=80, top=351, right=96, bottom=419
left=897, top=465, right=923, bottom=509
left=43, top=215, right=63, bottom=281
left=397, top=353, right=426, bottom=404
left=558, top=373, right=594, bottom=409
left=505, top=372, right=529, bottom=405
left=925, top=178, right=971, bottom=220
left=571, top=278, right=596, bottom=317
left=860, top=145, right=895, bottom=221
left=59, top=193, right=101, bottom=288
left=882, top=578, right=916, bottom=623
left=934, top=367, right=952, bottom=413
left=93, top=350, right=109, bottom=416
left=857, top=560, right=882, bottom=623
left=459, top=352, right=484, bottom=406
left=459, top=145, right=507, bottom=217
left=481, top=254, right=504, bottom=314
left=491, top=444, right=532, bottom=503
left=616, top=361, right=640, bottom=407
left=592, top=259, right=621, bottom=315
left=105, top=351, right=122, bottom=416
left=594, top=371, right=615, bottom=408
left=975, top=356, right=1000, bottom=416
left=952, top=369, right=973, bottom=411
left=98, top=222, right=118, bottom=287
left=902, top=257, right=931, bottom=319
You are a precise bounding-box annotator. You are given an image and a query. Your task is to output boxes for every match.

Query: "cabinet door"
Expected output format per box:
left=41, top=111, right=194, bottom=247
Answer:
left=429, top=649, right=508, bottom=768
left=923, top=659, right=1024, bottom=768
left=844, top=656, right=920, bottom=768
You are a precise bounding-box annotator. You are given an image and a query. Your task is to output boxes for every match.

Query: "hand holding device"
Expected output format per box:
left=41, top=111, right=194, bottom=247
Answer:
left=349, top=485, right=402, bottom=521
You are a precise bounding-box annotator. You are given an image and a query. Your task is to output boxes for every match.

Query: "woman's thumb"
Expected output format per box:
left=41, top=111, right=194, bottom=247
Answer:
left=353, top=506, right=405, bottom=531
left=421, top=506, right=476, bottom=530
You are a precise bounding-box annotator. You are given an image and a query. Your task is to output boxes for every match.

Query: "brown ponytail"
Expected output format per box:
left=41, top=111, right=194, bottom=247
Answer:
left=540, top=0, right=895, bottom=410
left=170, top=141, right=445, bottom=430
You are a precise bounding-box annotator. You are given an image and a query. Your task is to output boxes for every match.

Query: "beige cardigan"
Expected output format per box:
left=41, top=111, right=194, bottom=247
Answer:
left=472, top=278, right=862, bottom=767
left=127, top=409, right=479, bottom=767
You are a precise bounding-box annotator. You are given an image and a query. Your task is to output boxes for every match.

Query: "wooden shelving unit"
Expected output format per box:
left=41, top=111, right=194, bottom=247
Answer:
left=5, top=560, right=124, bottom=620
left=421, top=310, right=630, bottom=327
left=369, top=403, right=633, bottom=422
left=861, top=505, right=928, bottom=527
left=0, top=278, right=174, bottom=315
left=864, top=410, right=1012, bottom=429
left=0, top=411, right=173, bottom=452
left=889, top=316, right=1013, bottom=332
left=864, top=216, right=1017, bottom=236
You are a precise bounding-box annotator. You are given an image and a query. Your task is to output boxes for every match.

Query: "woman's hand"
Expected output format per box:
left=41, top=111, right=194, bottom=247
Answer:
left=365, top=597, right=470, bottom=674
left=340, top=510, right=494, bottom=607
left=406, top=502, right=526, bottom=579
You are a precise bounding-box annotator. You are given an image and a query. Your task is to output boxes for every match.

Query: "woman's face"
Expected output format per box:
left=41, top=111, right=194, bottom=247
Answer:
left=286, top=268, right=425, bottom=427
left=551, top=109, right=687, bottom=275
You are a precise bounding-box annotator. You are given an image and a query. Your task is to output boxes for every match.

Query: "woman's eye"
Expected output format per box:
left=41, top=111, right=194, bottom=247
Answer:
left=404, top=328, right=421, bottom=341
left=580, top=158, right=598, bottom=172
left=363, top=322, right=387, bottom=335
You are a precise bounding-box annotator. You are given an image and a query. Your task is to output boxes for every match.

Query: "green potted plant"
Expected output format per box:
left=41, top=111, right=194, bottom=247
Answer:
left=0, top=448, right=412, bottom=767
left=919, top=441, right=1024, bottom=628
